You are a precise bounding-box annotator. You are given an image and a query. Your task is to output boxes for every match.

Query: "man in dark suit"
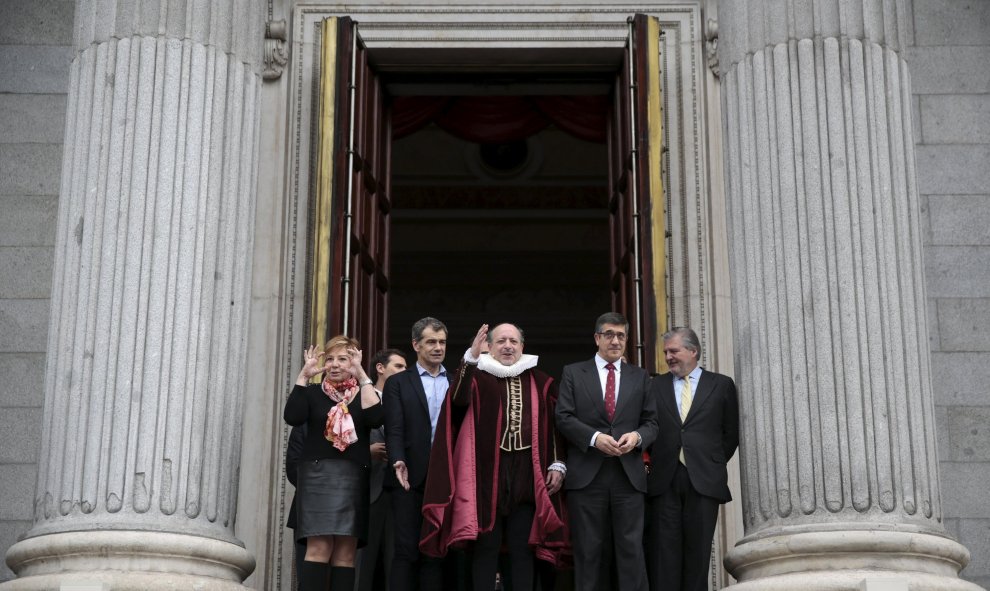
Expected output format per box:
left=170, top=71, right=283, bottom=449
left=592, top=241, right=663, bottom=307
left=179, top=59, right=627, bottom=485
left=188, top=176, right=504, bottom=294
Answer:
left=383, top=317, right=450, bottom=591
left=556, top=312, right=658, bottom=591
left=645, top=327, right=739, bottom=591
left=285, top=424, right=307, bottom=590
left=355, top=348, right=407, bottom=591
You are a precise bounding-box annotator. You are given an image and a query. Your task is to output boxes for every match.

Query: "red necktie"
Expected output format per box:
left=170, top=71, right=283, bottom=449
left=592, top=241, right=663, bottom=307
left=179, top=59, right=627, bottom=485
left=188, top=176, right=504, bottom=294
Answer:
left=605, top=363, right=616, bottom=422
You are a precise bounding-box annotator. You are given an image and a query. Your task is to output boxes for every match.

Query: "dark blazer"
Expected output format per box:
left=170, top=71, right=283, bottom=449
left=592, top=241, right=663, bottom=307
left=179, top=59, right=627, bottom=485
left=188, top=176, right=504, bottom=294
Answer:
left=556, top=358, right=659, bottom=492
left=285, top=424, right=307, bottom=530
left=382, top=366, right=441, bottom=489
left=369, top=425, right=387, bottom=502
left=646, top=369, right=739, bottom=502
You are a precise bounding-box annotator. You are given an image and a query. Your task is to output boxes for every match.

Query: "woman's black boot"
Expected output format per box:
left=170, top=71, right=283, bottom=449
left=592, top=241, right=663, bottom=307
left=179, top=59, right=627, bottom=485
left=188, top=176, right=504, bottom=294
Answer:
left=297, top=560, right=328, bottom=591
left=328, top=565, right=356, bottom=590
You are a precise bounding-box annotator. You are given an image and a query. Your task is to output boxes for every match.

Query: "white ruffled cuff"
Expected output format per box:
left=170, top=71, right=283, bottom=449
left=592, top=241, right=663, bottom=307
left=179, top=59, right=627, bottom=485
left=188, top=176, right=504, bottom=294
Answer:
left=463, top=348, right=480, bottom=364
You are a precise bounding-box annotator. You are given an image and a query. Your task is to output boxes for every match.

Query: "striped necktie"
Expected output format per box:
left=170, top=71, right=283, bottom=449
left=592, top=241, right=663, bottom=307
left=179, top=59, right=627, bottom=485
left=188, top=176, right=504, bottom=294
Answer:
left=679, top=376, right=692, bottom=465
left=680, top=376, right=692, bottom=421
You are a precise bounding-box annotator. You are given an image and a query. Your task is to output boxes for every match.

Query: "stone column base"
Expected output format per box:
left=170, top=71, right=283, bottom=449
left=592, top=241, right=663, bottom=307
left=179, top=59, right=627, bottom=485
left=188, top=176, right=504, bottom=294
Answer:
left=2, top=531, right=255, bottom=590
left=724, top=528, right=982, bottom=591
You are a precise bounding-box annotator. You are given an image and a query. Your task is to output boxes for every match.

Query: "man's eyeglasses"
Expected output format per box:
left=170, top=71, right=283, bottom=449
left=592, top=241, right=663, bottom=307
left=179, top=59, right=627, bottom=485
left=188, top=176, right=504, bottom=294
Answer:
left=596, top=331, right=627, bottom=342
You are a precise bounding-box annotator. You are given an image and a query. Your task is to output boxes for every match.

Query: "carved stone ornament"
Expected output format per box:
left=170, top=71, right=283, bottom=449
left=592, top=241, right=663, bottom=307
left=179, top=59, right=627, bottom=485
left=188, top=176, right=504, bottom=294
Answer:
left=264, top=19, right=288, bottom=80
left=705, top=18, right=718, bottom=78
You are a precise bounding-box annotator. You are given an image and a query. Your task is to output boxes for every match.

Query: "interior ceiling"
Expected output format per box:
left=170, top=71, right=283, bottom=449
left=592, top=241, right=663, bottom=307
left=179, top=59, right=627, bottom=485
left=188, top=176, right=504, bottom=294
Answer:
left=374, top=47, right=622, bottom=95
left=386, top=79, right=613, bottom=96
left=370, top=46, right=625, bottom=73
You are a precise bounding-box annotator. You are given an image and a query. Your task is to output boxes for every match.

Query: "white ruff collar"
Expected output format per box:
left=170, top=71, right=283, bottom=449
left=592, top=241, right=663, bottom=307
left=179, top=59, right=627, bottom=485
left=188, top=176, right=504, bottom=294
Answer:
left=478, top=353, right=539, bottom=378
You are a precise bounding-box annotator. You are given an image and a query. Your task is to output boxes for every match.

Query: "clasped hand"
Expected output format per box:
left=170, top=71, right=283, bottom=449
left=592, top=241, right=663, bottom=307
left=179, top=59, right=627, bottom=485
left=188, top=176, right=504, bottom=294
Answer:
left=594, top=432, right=640, bottom=456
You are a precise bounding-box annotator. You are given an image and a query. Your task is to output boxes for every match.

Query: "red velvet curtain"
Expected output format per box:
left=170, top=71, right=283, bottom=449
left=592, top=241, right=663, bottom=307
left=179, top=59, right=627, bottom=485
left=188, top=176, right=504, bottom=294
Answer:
left=392, top=95, right=607, bottom=144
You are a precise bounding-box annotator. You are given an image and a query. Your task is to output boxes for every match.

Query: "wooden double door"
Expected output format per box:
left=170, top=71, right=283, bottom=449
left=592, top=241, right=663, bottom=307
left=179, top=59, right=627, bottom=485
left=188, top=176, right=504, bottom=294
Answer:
left=311, top=15, right=667, bottom=372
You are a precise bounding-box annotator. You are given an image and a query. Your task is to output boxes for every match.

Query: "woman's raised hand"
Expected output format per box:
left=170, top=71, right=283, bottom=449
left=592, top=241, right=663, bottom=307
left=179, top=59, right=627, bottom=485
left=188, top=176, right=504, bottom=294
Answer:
left=298, top=345, right=324, bottom=381
left=346, top=347, right=369, bottom=382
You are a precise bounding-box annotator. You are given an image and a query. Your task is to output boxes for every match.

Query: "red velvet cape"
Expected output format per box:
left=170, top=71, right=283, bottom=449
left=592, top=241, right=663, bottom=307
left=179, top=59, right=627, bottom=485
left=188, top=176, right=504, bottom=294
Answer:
left=419, top=361, right=570, bottom=566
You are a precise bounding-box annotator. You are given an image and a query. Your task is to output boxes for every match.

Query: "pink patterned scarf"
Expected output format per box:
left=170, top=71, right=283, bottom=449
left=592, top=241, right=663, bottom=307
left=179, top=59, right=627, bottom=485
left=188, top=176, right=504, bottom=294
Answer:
left=322, top=377, right=359, bottom=452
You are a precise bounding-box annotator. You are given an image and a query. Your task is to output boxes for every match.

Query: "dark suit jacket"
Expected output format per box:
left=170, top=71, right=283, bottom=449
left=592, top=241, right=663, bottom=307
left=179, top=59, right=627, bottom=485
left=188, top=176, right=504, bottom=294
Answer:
left=556, top=358, right=659, bottom=492
left=285, top=424, right=306, bottom=530
left=646, top=369, right=739, bottom=502
left=383, top=366, right=443, bottom=490
left=369, top=425, right=387, bottom=502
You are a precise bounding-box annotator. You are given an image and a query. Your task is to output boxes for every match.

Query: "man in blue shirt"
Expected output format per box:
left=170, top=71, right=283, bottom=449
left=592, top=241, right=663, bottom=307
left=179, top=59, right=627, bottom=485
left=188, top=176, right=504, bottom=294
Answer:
left=383, top=317, right=450, bottom=591
left=645, top=327, right=739, bottom=591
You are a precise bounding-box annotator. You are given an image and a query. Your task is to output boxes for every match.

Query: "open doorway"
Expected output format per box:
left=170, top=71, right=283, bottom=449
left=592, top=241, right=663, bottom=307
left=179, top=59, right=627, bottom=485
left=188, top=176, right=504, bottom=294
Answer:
left=388, top=109, right=612, bottom=378
left=313, top=16, right=664, bottom=376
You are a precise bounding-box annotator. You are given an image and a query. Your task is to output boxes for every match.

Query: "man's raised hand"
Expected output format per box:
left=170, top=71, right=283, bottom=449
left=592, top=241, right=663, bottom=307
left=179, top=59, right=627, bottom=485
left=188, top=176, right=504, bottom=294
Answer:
left=469, top=324, right=489, bottom=360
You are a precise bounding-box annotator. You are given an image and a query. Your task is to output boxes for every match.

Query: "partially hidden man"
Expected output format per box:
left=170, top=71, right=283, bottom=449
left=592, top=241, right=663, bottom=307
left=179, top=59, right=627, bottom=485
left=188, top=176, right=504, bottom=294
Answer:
left=354, top=348, right=407, bottom=591
left=645, top=327, right=739, bottom=591
left=421, top=323, right=569, bottom=591
left=555, top=312, right=658, bottom=591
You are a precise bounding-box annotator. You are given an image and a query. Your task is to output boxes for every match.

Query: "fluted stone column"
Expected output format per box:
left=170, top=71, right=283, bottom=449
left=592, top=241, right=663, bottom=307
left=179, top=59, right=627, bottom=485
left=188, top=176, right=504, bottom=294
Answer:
left=3, top=1, right=263, bottom=589
left=718, top=1, right=980, bottom=589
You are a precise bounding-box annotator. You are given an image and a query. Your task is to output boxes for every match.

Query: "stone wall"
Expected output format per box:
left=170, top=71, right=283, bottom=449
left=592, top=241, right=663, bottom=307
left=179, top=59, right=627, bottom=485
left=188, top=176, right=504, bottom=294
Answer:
left=908, top=0, right=990, bottom=587
left=0, top=0, right=73, bottom=582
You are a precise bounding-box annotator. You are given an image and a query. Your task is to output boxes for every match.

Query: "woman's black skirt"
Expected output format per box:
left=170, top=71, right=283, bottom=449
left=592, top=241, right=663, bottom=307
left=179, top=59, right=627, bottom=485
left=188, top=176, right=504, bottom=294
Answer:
left=295, top=458, right=370, bottom=545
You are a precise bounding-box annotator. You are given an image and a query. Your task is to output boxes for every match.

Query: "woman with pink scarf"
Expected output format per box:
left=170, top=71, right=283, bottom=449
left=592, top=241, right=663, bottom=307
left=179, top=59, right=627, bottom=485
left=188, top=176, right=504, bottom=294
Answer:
left=284, top=335, right=384, bottom=590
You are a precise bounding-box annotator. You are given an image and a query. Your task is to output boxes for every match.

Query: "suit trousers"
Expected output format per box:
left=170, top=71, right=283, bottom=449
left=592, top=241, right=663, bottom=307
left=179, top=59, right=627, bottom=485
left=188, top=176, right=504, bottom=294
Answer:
left=389, top=486, right=443, bottom=591
left=645, top=462, right=720, bottom=591
left=567, top=458, right=648, bottom=591
left=293, top=539, right=307, bottom=591
left=356, top=491, right=393, bottom=591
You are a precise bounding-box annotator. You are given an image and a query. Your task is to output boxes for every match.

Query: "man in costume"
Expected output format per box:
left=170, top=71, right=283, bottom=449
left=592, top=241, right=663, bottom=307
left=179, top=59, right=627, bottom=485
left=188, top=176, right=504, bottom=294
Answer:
left=383, top=317, right=451, bottom=591
left=555, top=312, right=658, bottom=591
left=645, top=327, right=738, bottom=591
left=421, top=323, right=569, bottom=591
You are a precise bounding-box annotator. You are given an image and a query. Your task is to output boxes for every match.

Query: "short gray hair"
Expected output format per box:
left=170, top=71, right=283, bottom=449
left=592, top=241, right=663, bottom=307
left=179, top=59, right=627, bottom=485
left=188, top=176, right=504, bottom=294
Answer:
left=662, top=327, right=701, bottom=360
left=412, top=317, right=447, bottom=342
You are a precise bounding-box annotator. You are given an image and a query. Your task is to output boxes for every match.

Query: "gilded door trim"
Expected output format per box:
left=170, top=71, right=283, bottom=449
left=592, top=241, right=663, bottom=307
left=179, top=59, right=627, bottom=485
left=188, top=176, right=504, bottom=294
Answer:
left=310, top=17, right=340, bottom=350
left=643, top=15, right=669, bottom=371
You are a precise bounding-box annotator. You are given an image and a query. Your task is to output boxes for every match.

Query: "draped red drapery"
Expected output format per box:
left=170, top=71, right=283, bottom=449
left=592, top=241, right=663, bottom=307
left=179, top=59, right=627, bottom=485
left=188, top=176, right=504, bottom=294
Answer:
left=392, top=96, right=608, bottom=144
